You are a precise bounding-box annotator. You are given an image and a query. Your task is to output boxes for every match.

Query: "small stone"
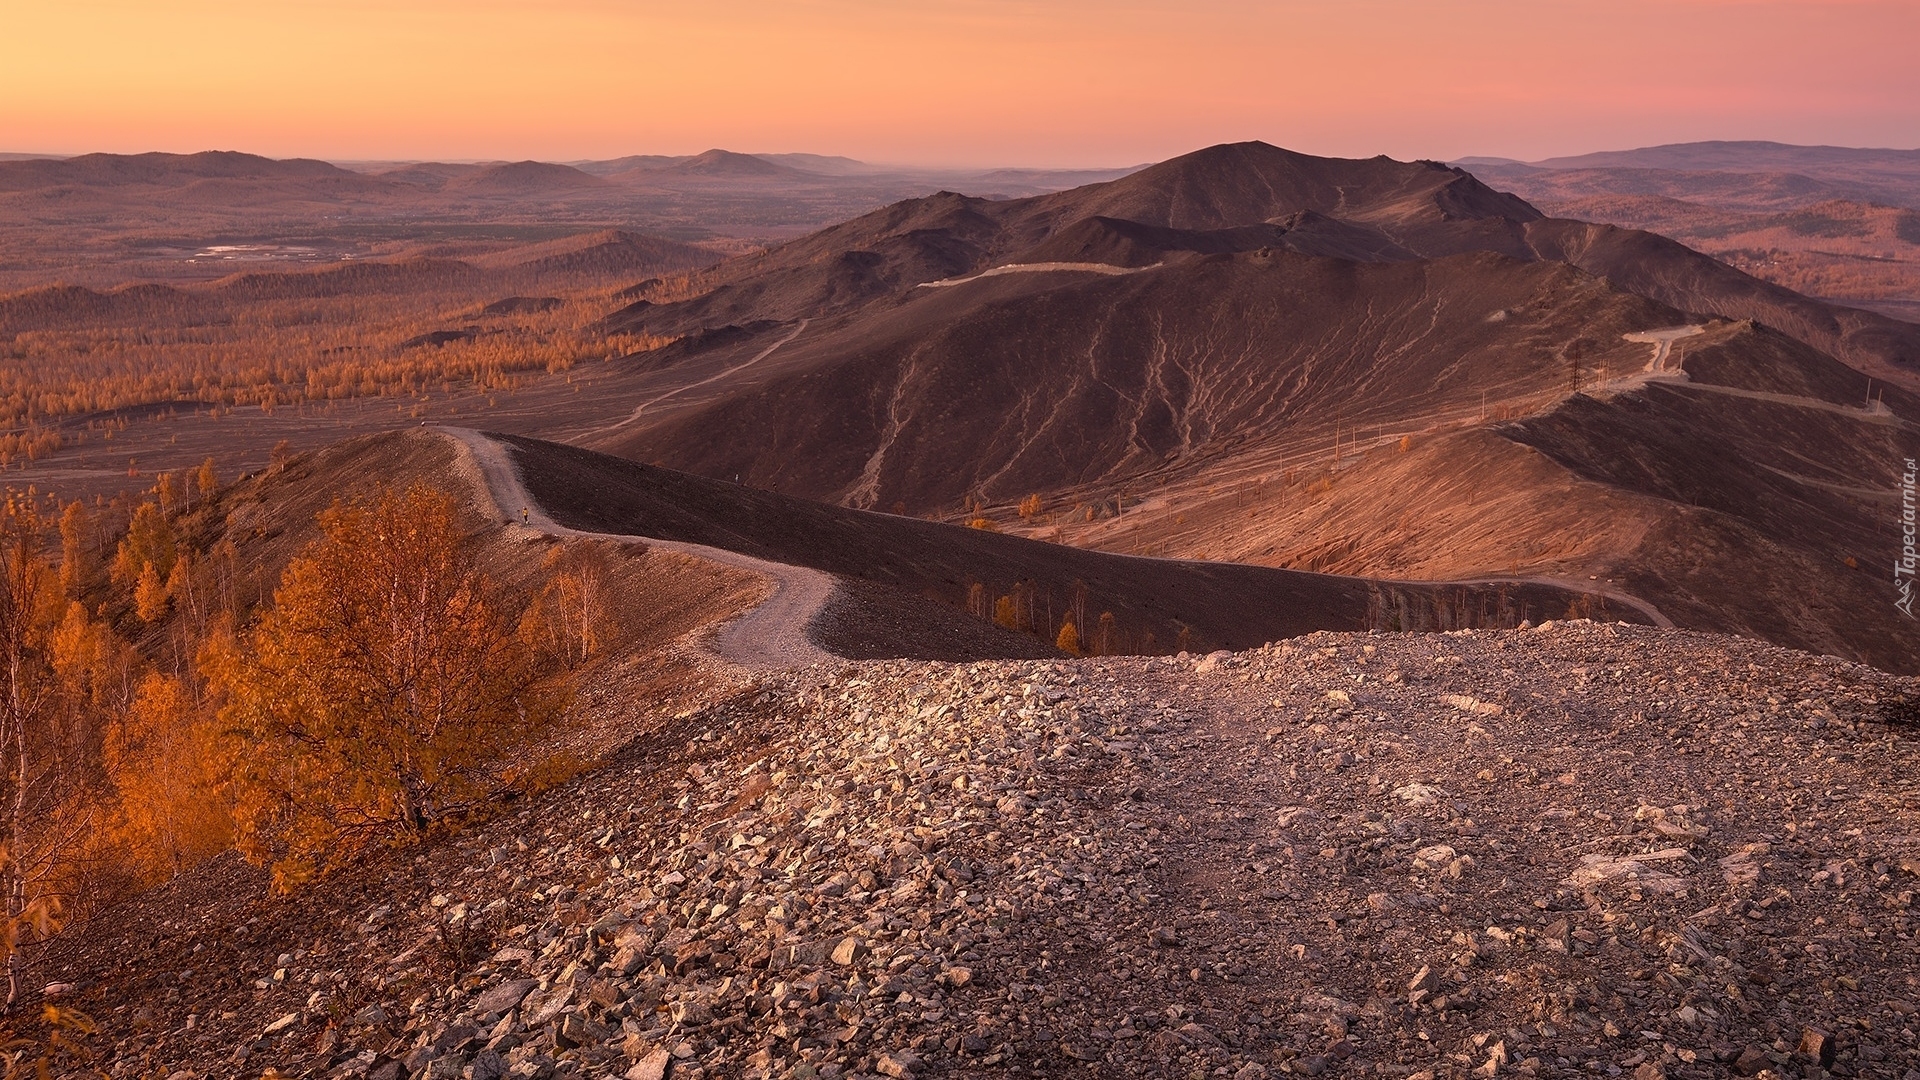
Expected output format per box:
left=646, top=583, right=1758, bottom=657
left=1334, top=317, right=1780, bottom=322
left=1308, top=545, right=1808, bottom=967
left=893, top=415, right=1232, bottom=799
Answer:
left=1797, top=1026, right=1836, bottom=1067
left=1149, top=926, right=1180, bottom=947
left=524, top=982, right=574, bottom=1026
left=262, top=1012, right=300, bottom=1038
left=1732, top=1044, right=1771, bottom=1076
left=625, top=1046, right=671, bottom=1080
left=468, top=1049, right=507, bottom=1080
left=1393, top=783, right=1444, bottom=806
left=1195, top=650, right=1232, bottom=673
left=830, top=937, right=867, bottom=966
left=431, top=1023, right=478, bottom=1054
left=470, top=978, right=539, bottom=1018
left=877, top=1050, right=922, bottom=1077
left=1632, top=1064, right=1665, bottom=1080
left=670, top=998, right=713, bottom=1026
left=558, top=1012, right=609, bottom=1048
left=781, top=937, right=838, bottom=968
left=1407, top=965, right=1441, bottom=996
left=940, top=966, right=972, bottom=987
left=1539, top=918, right=1570, bottom=953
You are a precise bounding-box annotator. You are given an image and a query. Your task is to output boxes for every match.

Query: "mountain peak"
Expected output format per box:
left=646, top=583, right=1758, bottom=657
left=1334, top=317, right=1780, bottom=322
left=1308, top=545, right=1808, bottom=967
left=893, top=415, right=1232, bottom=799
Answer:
left=664, top=149, right=813, bottom=178
left=1034, top=141, right=1541, bottom=231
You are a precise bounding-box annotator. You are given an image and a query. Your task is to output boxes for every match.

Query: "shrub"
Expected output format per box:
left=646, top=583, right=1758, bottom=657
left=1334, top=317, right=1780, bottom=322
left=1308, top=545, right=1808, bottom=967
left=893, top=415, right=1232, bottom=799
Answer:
left=1056, top=617, right=1081, bottom=656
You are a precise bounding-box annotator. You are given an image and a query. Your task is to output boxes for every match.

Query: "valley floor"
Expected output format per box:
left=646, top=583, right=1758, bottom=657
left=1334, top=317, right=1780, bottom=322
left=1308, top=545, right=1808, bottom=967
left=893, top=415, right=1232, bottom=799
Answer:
left=33, top=621, right=1920, bottom=1080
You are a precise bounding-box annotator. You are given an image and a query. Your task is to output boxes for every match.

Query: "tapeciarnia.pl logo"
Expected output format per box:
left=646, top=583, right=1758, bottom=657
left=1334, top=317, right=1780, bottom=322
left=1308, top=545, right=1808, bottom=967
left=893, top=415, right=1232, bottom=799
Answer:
left=1899, top=457, right=1917, bottom=619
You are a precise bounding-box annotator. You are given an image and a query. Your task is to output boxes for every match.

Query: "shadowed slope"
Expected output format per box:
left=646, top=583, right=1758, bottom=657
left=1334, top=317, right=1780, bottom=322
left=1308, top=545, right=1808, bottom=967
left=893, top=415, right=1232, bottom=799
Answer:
left=499, top=433, right=1644, bottom=658
left=601, top=251, right=1681, bottom=511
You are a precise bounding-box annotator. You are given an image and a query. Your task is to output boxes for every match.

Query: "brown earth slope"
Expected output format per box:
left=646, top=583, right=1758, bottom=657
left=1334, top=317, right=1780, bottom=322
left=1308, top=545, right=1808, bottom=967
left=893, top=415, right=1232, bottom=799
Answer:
left=497, top=433, right=1641, bottom=660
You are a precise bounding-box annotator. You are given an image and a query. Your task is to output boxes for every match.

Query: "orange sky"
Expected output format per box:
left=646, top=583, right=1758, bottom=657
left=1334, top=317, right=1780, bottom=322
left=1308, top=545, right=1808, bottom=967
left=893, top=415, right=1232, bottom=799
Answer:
left=3, top=0, right=1917, bottom=166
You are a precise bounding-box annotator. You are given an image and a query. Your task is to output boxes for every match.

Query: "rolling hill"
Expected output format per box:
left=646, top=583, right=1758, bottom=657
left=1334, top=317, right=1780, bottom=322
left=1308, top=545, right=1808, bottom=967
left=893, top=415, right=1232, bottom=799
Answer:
left=547, top=141, right=1917, bottom=671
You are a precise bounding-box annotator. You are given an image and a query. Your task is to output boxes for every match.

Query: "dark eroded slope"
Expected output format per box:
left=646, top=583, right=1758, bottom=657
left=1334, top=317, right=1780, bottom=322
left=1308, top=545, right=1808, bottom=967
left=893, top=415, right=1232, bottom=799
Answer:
left=500, top=435, right=1634, bottom=657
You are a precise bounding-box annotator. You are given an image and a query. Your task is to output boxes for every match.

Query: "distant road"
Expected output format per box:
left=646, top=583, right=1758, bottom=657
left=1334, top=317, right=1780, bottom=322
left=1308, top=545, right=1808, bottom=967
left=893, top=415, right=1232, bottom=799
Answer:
left=440, top=426, right=834, bottom=672
left=1623, top=325, right=1705, bottom=374
left=600, top=318, right=811, bottom=435
left=917, top=262, right=1159, bottom=288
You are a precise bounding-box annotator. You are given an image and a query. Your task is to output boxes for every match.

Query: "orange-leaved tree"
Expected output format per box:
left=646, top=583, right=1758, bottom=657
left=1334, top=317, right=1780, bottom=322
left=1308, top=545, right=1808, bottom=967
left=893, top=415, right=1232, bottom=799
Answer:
left=521, top=542, right=611, bottom=670
left=210, top=484, right=564, bottom=891
left=101, top=672, right=232, bottom=883
left=1056, top=616, right=1080, bottom=656
left=0, top=492, right=89, bottom=1011
left=109, top=501, right=174, bottom=590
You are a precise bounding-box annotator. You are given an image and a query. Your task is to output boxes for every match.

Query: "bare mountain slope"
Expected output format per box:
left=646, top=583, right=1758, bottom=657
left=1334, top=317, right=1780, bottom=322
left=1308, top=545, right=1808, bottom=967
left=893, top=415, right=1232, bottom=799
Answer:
left=444, top=161, right=609, bottom=195
left=1460, top=154, right=1920, bottom=325
left=602, top=252, right=1677, bottom=510
left=0, top=149, right=364, bottom=190
left=602, top=141, right=1920, bottom=383
left=568, top=142, right=1919, bottom=673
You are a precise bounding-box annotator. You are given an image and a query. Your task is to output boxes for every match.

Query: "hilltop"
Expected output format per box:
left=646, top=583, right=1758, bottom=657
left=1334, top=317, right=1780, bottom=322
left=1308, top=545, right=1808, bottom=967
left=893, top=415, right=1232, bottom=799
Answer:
left=36, top=620, right=1920, bottom=1078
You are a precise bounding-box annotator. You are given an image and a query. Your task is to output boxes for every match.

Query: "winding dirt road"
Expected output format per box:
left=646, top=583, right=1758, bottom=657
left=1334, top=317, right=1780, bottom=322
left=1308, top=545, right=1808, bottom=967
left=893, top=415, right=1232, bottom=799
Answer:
left=440, top=426, right=835, bottom=672
left=600, top=318, right=810, bottom=435
left=916, top=261, right=1160, bottom=288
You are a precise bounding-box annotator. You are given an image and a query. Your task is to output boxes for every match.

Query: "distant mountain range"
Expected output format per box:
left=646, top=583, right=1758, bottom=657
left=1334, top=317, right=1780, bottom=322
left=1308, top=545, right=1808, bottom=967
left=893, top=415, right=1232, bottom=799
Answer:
left=1457, top=140, right=1920, bottom=323
left=0, top=148, right=1142, bottom=196
left=1467, top=140, right=1920, bottom=178
left=0, top=149, right=1149, bottom=286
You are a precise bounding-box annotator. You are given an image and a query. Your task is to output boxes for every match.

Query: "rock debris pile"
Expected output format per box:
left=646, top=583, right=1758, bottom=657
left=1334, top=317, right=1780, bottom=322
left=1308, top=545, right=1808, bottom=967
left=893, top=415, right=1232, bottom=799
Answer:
left=47, top=622, right=1920, bottom=1079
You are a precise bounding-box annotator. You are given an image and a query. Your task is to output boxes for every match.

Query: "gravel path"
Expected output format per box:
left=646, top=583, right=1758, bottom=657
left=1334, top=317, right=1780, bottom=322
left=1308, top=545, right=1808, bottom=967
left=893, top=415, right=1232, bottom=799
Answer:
left=441, top=425, right=834, bottom=672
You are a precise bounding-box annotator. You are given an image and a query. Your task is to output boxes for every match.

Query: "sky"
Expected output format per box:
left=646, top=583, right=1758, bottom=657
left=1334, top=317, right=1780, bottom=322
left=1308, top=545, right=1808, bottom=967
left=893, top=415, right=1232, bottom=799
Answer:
left=3, top=0, right=1917, bottom=167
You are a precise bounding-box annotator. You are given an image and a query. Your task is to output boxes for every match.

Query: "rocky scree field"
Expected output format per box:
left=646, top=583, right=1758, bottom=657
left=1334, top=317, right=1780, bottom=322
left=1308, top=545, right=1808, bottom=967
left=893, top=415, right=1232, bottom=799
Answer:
left=39, top=621, right=1920, bottom=1080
